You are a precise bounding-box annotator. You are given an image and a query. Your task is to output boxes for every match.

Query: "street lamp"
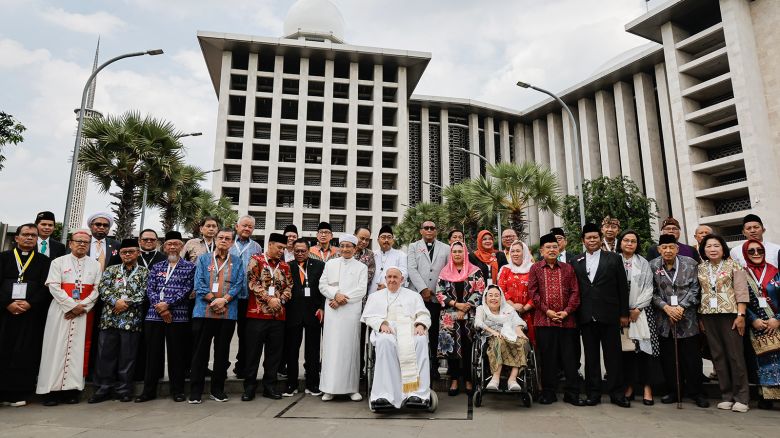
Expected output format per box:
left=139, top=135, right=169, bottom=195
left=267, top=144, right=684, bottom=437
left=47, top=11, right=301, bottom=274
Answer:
left=453, top=147, right=504, bottom=251
left=517, top=81, right=586, bottom=229
left=61, top=49, right=164, bottom=244
left=137, top=132, right=204, bottom=232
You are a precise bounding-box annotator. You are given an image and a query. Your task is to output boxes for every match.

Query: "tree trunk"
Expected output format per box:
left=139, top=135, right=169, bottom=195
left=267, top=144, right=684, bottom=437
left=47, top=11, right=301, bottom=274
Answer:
left=112, top=185, right=138, bottom=240
left=509, top=208, right=526, bottom=241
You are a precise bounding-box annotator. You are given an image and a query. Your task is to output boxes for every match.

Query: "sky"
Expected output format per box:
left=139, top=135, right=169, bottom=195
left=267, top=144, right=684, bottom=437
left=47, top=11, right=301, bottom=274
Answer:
left=0, top=0, right=659, bottom=232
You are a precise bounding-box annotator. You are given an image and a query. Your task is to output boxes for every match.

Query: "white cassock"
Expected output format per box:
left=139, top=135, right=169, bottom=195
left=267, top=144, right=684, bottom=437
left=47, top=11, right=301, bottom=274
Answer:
left=37, top=254, right=102, bottom=394
left=361, top=286, right=432, bottom=408
left=370, top=248, right=408, bottom=294
left=319, top=256, right=368, bottom=394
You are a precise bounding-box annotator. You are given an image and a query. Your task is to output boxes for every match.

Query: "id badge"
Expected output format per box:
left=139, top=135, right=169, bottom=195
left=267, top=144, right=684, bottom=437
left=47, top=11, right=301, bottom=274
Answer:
left=268, top=286, right=276, bottom=296
left=212, top=282, right=220, bottom=293
left=11, top=283, right=27, bottom=300
left=759, top=297, right=769, bottom=308
left=304, top=287, right=311, bottom=297
left=72, top=289, right=81, bottom=300
left=709, top=297, right=718, bottom=309
left=159, top=292, right=165, bottom=302
left=486, top=279, right=493, bottom=287
left=670, top=295, right=678, bottom=306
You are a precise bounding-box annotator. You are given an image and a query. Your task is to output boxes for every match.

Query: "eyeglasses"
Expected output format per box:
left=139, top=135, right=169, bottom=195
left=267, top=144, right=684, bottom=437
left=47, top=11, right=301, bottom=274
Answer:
left=119, top=250, right=138, bottom=255
left=216, top=236, right=233, bottom=241
left=140, top=238, right=157, bottom=242
left=422, top=226, right=436, bottom=231
left=72, top=240, right=90, bottom=245
left=293, top=249, right=308, bottom=254
left=92, top=222, right=110, bottom=228
left=318, top=230, right=332, bottom=235
left=747, top=248, right=765, bottom=256
left=19, top=233, right=37, bottom=238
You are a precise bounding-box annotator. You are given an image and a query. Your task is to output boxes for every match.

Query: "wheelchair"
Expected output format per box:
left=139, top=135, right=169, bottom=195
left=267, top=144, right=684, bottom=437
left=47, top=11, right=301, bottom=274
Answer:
left=471, top=327, right=539, bottom=408
left=364, top=325, right=439, bottom=413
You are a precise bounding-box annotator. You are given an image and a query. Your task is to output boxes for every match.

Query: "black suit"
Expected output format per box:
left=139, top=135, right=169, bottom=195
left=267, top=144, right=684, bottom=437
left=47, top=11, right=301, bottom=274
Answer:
left=573, top=250, right=629, bottom=400
left=37, top=238, right=66, bottom=259
left=284, top=258, right=325, bottom=391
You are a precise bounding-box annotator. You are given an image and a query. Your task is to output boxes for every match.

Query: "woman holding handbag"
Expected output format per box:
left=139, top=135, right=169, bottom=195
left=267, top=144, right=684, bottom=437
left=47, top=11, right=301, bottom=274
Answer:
left=744, top=239, right=780, bottom=409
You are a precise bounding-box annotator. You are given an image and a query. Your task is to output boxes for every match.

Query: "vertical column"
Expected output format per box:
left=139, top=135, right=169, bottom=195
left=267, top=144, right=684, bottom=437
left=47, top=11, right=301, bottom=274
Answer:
left=634, top=72, right=670, bottom=223
left=578, top=98, right=602, bottom=180
left=372, top=63, right=384, bottom=233
left=522, top=124, right=539, bottom=245
left=345, top=61, right=359, bottom=233
left=654, top=64, right=684, bottom=227
left=421, top=106, right=431, bottom=202
left=547, top=113, right=566, bottom=227
left=320, top=58, right=335, bottom=224
left=396, top=66, right=410, bottom=217
left=440, top=108, right=450, bottom=188
left=513, top=124, right=525, bottom=165
left=485, top=117, right=496, bottom=165
left=293, top=57, right=310, bottom=227
left=613, top=81, right=644, bottom=190
left=214, top=51, right=232, bottom=195
left=468, top=113, right=481, bottom=179
left=240, top=53, right=258, bottom=221
left=595, top=90, right=621, bottom=178
left=533, top=118, right=553, bottom=235
left=265, top=54, right=285, bottom=234
left=499, top=120, right=511, bottom=163
left=561, top=108, right=579, bottom=195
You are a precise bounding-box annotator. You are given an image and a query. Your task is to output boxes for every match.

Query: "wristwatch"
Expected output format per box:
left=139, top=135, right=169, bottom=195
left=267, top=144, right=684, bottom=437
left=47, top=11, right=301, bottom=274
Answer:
left=737, top=313, right=746, bottom=318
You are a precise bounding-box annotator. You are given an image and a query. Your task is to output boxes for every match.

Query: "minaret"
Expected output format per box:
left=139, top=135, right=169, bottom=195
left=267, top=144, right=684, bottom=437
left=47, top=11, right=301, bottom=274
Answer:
left=68, top=38, right=104, bottom=231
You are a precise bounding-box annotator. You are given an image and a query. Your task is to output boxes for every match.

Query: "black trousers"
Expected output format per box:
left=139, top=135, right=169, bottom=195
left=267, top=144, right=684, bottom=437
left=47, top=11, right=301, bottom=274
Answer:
left=284, top=320, right=322, bottom=390
left=234, top=298, right=248, bottom=374
left=580, top=321, right=623, bottom=398
left=537, top=326, right=581, bottom=398
left=425, top=301, right=441, bottom=375
left=141, top=321, right=188, bottom=397
left=243, top=319, right=284, bottom=392
left=95, top=328, right=141, bottom=396
left=133, top=299, right=151, bottom=381
left=659, top=335, right=703, bottom=398
left=189, top=318, right=236, bottom=398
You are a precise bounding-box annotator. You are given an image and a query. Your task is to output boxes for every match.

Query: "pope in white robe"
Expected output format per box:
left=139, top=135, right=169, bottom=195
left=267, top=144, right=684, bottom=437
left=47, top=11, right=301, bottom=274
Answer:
left=37, top=229, right=103, bottom=398
left=319, top=234, right=368, bottom=400
left=361, top=267, right=432, bottom=409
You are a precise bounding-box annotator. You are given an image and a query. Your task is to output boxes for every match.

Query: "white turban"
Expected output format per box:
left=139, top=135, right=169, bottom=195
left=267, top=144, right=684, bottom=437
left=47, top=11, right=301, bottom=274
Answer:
left=86, top=212, right=114, bottom=229
left=339, top=233, right=358, bottom=246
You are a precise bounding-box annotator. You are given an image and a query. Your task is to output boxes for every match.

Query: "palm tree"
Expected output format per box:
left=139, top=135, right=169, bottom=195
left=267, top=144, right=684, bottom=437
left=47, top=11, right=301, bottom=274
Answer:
left=146, top=163, right=206, bottom=233
left=178, top=186, right=238, bottom=236
left=394, top=202, right=448, bottom=247
left=80, top=111, right=184, bottom=239
left=441, top=183, right=483, bottom=245
left=462, top=162, right=562, bottom=240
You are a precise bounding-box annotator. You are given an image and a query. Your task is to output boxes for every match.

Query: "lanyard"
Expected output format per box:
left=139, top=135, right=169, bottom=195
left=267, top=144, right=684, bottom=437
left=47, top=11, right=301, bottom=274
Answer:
left=159, top=261, right=178, bottom=301
left=747, top=265, right=768, bottom=295
left=603, top=238, right=616, bottom=252
left=234, top=239, right=252, bottom=256
left=204, top=238, right=215, bottom=253
left=140, top=251, right=157, bottom=268
left=664, top=257, right=680, bottom=286
left=707, top=260, right=724, bottom=289
left=13, top=249, right=34, bottom=282
left=121, top=264, right=139, bottom=289
left=266, top=261, right=280, bottom=283
left=212, top=253, right=229, bottom=281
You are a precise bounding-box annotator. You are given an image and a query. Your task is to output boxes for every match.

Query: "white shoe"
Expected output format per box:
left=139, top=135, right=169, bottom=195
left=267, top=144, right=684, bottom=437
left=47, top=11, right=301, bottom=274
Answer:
left=508, top=382, right=522, bottom=392
left=485, top=377, right=499, bottom=390
left=305, top=388, right=323, bottom=396
left=187, top=398, right=202, bottom=404
left=717, top=401, right=734, bottom=410
left=2, top=401, right=26, bottom=407
left=732, top=402, right=749, bottom=413
left=350, top=393, right=363, bottom=401
left=321, top=393, right=333, bottom=401
left=282, top=389, right=298, bottom=397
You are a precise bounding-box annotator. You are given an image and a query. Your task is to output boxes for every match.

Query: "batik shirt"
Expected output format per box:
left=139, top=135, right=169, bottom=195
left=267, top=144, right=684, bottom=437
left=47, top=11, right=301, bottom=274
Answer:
left=247, top=253, right=293, bottom=320
left=145, top=259, right=196, bottom=323
left=529, top=261, right=580, bottom=328
left=650, top=256, right=700, bottom=338
left=98, top=263, right=149, bottom=331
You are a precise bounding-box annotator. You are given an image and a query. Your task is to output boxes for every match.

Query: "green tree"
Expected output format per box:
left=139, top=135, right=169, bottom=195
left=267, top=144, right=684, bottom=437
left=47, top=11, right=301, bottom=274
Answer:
left=562, top=176, right=658, bottom=254
left=178, top=186, right=238, bottom=236
left=80, top=111, right=184, bottom=239
left=0, top=111, right=26, bottom=171
left=394, top=202, right=448, bottom=247
left=146, top=163, right=206, bottom=233
left=441, top=183, right=483, bottom=245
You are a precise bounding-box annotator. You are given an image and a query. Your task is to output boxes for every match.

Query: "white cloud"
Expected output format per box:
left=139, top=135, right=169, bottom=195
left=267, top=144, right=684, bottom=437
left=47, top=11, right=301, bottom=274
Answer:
left=0, top=38, right=50, bottom=68
left=39, top=7, right=127, bottom=35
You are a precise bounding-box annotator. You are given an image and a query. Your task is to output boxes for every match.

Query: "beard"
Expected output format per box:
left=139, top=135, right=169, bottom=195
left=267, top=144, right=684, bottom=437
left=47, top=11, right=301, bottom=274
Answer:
left=167, top=254, right=179, bottom=262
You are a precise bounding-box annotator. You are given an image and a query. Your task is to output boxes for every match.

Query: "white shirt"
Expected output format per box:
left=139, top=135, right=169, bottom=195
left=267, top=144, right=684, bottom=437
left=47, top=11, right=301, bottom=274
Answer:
left=91, top=237, right=107, bottom=262
left=730, top=240, right=780, bottom=267
left=585, top=249, right=601, bottom=282
left=37, top=237, right=51, bottom=257
left=370, top=247, right=408, bottom=294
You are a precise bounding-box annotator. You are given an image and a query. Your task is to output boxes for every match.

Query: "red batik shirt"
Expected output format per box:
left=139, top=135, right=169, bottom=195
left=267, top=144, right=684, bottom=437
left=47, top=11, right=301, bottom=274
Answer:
left=246, top=253, right=293, bottom=320
left=529, top=260, right=580, bottom=328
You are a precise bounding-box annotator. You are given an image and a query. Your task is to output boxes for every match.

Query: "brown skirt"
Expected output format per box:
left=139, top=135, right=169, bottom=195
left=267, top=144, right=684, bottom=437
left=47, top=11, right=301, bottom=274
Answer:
left=486, top=336, right=528, bottom=374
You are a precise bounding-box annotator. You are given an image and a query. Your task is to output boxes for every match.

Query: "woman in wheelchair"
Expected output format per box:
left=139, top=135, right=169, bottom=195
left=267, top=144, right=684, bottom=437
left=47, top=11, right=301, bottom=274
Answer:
left=475, top=285, right=530, bottom=392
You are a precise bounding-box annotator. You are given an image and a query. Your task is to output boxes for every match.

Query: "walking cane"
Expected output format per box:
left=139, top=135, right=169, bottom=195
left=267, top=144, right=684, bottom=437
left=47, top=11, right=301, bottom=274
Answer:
left=672, top=322, right=682, bottom=409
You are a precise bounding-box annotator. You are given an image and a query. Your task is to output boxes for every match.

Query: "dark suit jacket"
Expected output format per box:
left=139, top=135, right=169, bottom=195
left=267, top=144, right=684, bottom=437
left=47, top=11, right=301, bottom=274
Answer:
left=573, top=250, right=629, bottom=325
left=39, top=239, right=67, bottom=259
left=86, top=238, right=121, bottom=267
left=286, top=258, right=325, bottom=326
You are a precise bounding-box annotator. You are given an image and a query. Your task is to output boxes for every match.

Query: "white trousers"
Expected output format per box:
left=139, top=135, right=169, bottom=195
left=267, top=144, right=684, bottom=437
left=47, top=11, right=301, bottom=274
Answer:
left=370, top=333, right=430, bottom=408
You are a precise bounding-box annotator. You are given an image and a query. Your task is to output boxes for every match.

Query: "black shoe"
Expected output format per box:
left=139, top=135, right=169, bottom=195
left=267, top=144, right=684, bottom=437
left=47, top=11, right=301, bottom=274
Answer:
left=173, top=393, right=186, bottom=402
left=88, top=393, right=112, bottom=404
left=42, top=397, right=59, bottom=407
left=119, top=394, right=133, bottom=403
left=405, top=396, right=426, bottom=409
left=205, top=368, right=213, bottom=377
left=692, top=396, right=710, bottom=408
left=539, top=395, right=557, bottom=404
left=585, top=396, right=600, bottom=406
left=643, top=398, right=654, bottom=406
left=210, top=392, right=229, bottom=402
left=563, top=394, right=586, bottom=406
left=262, top=388, right=282, bottom=400
left=64, top=394, right=80, bottom=404
left=371, top=398, right=393, bottom=410
left=625, top=393, right=635, bottom=401
left=448, top=384, right=460, bottom=396
left=282, top=386, right=298, bottom=397
left=610, top=396, right=631, bottom=408
left=660, top=394, right=678, bottom=404
left=758, top=399, right=774, bottom=410
left=134, top=393, right=156, bottom=403
left=241, top=390, right=255, bottom=402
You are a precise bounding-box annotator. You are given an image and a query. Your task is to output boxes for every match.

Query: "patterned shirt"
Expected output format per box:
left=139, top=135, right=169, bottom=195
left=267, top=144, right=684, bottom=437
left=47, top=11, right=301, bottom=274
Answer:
left=247, top=253, right=293, bottom=320
left=697, top=258, right=750, bottom=314
left=145, top=259, right=196, bottom=323
left=529, top=261, right=580, bottom=328
left=650, top=256, right=700, bottom=338
left=354, top=248, right=376, bottom=294
left=193, top=252, right=245, bottom=320
left=309, top=244, right=338, bottom=262
left=98, top=263, right=149, bottom=331
left=181, top=238, right=215, bottom=263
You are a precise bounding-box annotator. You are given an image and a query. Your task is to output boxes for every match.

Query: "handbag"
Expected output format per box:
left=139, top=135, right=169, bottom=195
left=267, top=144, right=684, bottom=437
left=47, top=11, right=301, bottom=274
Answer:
left=620, top=328, right=636, bottom=352
left=751, top=330, right=780, bottom=356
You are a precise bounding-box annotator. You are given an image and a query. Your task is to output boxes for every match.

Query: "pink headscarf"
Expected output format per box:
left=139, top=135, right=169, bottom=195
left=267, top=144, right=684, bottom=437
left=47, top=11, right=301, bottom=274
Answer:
left=439, top=241, right=480, bottom=283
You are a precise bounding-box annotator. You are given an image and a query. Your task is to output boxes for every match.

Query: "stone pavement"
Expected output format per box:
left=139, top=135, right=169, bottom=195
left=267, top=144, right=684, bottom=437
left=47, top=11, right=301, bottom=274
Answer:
left=2, top=391, right=777, bottom=438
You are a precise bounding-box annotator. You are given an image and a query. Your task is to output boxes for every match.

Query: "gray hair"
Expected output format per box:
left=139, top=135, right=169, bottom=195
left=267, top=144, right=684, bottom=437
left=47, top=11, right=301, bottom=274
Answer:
left=237, top=215, right=256, bottom=225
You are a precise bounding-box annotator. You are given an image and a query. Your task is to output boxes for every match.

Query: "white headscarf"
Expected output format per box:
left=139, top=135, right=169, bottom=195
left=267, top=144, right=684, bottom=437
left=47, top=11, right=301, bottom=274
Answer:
left=477, top=285, right=526, bottom=341
left=501, top=240, right=533, bottom=274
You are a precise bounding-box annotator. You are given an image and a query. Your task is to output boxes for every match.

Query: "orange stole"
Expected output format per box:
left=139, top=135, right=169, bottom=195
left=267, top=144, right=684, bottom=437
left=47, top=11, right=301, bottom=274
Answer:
left=206, top=258, right=232, bottom=319
left=62, top=282, right=96, bottom=377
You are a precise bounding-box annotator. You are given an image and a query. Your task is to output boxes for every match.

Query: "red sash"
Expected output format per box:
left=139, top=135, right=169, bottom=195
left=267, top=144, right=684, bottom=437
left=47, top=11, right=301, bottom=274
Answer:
left=62, top=282, right=96, bottom=376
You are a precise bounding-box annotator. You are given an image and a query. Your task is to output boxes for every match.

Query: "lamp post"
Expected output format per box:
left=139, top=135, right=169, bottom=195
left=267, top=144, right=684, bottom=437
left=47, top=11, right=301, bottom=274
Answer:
left=453, top=147, right=503, bottom=251
left=137, top=132, right=203, bottom=233
left=516, top=81, right=586, bottom=229
left=61, top=49, right=164, bottom=244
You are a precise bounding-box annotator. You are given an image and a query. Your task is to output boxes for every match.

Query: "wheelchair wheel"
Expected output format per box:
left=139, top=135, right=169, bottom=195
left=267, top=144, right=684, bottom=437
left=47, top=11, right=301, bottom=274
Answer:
left=520, top=392, right=532, bottom=408
left=427, top=390, right=438, bottom=412
left=365, top=328, right=375, bottom=398
left=474, top=389, right=483, bottom=407
left=471, top=339, right=483, bottom=394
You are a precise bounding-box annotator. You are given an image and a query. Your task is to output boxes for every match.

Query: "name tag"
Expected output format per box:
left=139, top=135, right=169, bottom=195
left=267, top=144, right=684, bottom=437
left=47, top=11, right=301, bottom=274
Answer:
left=709, top=297, right=718, bottom=309
left=159, top=292, right=165, bottom=302
left=759, top=297, right=769, bottom=308
left=12, top=283, right=27, bottom=300
left=268, top=286, right=276, bottom=296
left=304, top=287, right=311, bottom=297
left=212, top=283, right=220, bottom=293
left=72, top=289, right=81, bottom=300
left=670, top=295, right=678, bottom=306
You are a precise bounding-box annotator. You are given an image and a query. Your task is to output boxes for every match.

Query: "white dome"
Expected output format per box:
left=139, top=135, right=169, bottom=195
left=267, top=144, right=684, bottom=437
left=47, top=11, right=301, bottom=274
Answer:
left=283, top=0, right=346, bottom=43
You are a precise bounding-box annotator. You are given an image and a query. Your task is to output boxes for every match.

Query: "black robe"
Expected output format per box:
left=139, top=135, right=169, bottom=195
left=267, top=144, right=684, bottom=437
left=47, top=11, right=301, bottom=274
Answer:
left=0, top=249, right=52, bottom=393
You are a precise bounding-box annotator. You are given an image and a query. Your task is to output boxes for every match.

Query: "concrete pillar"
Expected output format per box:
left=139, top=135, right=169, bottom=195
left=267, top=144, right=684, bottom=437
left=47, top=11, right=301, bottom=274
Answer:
left=468, top=113, right=481, bottom=179
left=547, top=113, right=567, bottom=227
left=532, top=118, right=553, bottom=235
left=440, top=108, right=450, bottom=187
left=520, top=124, right=539, bottom=245
left=653, top=64, right=684, bottom=229
left=613, top=81, right=644, bottom=190
left=595, top=90, right=621, bottom=178
left=513, top=123, right=524, bottom=165
left=485, top=117, right=496, bottom=165
left=396, top=66, right=410, bottom=217
left=421, top=106, right=431, bottom=203
left=561, top=108, right=579, bottom=195
left=499, top=120, right=511, bottom=163
left=578, top=98, right=602, bottom=180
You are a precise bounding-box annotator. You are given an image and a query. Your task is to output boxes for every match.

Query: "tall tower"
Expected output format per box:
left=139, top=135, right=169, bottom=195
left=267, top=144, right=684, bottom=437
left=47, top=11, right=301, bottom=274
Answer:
left=68, top=39, right=104, bottom=231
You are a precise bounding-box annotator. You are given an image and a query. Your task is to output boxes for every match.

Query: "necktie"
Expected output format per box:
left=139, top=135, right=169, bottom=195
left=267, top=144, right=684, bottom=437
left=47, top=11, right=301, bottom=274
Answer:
left=299, top=263, right=305, bottom=284
left=41, top=240, right=48, bottom=256
left=96, top=241, right=106, bottom=270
